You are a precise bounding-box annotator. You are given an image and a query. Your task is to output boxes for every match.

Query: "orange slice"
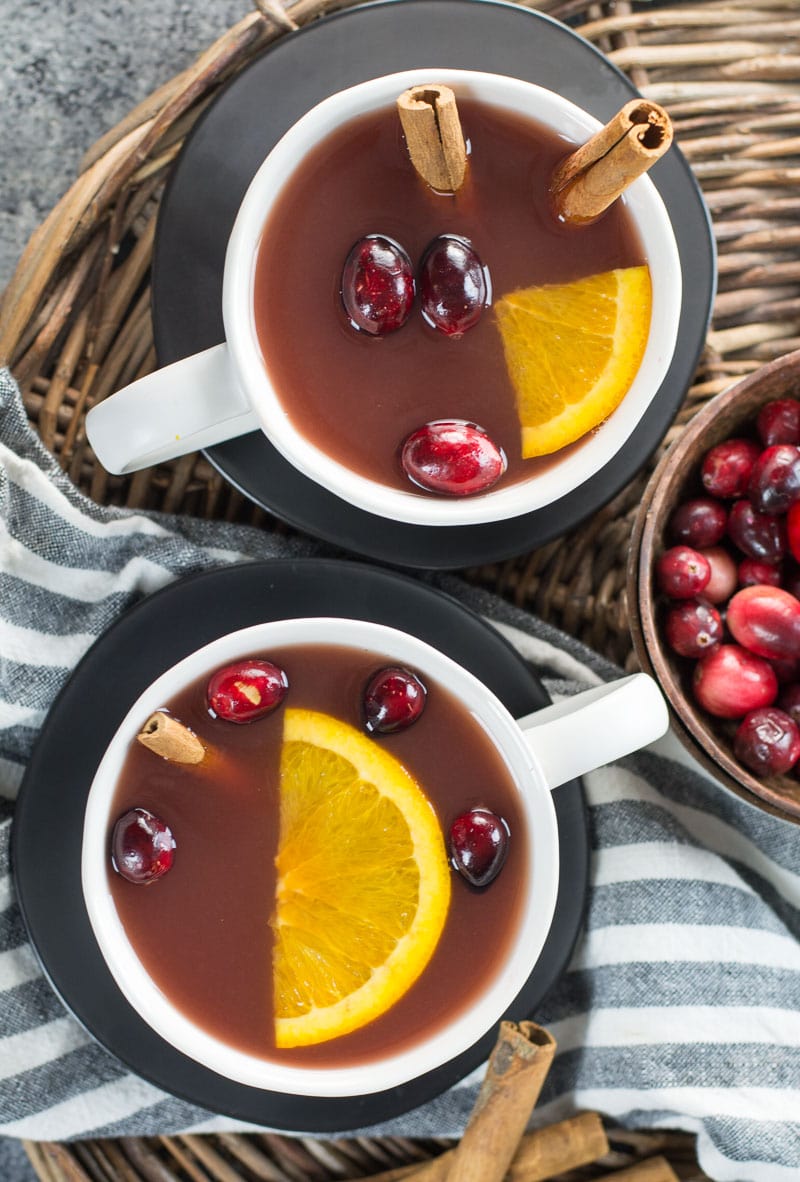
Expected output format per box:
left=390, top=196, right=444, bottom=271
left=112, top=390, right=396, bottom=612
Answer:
left=271, top=708, right=451, bottom=1048
left=494, top=265, right=652, bottom=458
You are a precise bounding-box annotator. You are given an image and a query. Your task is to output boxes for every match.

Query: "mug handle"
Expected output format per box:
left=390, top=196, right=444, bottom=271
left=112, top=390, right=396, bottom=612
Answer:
left=516, top=673, right=668, bottom=790
left=85, top=343, right=260, bottom=475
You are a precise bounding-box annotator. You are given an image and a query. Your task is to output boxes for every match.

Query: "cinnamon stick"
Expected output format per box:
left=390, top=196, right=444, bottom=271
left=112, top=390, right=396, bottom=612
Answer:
left=137, top=711, right=205, bottom=764
left=397, top=84, right=467, bottom=193
left=551, top=99, right=673, bottom=224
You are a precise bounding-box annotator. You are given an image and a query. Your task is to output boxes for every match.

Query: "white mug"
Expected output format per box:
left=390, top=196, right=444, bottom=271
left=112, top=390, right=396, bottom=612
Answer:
left=85, top=69, right=682, bottom=527
left=81, top=616, right=668, bottom=1096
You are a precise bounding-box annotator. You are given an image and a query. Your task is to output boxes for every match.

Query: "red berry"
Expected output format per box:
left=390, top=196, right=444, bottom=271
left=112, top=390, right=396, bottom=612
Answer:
left=401, top=420, right=506, bottom=496
left=738, top=558, right=782, bottom=588
left=757, top=399, right=800, bottom=447
left=341, top=235, right=414, bottom=335
left=656, top=545, right=711, bottom=598
left=788, top=502, right=800, bottom=563
left=728, top=500, right=787, bottom=562
left=449, top=808, right=509, bottom=887
left=693, top=644, right=778, bottom=719
left=664, top=599, right=723, bottom=658
left=668, top=498, right=727, bottom=548
left=772, top=659, right=800, bottom=685
left=734, top=707, right=800, bottom=776
left=112, top=808, right=175, bottom=884
left=419, top=235, right=489, bottom=336
left=726, top=584, right=800, bottom=661
left=363, top=667, right=426, bottom=734
left=207, top=659, right=288, bottom=723
left=778, top=683, right=800, bottom=724
left=747, top=445, right=800, bottom=515
left=701, top=438, right=760, bottom=498
left=698, top=546, right=738, bottom=604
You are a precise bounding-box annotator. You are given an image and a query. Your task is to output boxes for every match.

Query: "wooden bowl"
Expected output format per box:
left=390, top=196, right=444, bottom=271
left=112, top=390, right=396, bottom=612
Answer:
left=628, top=349, right=800, bottom=823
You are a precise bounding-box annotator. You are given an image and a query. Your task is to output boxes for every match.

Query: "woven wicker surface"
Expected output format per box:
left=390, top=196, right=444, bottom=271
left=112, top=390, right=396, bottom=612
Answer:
left=4, top=0, right=798, bottom=1177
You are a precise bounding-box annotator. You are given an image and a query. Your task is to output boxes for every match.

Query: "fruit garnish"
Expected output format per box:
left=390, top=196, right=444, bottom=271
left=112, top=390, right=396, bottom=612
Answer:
left=734, top=707, right=800, bottom=776
left=747, top=445, right=800, bottom=515
left=271, top=708, right=450, bottom=1047
left=693, top=645, right=777, bottom=719
left=341, top=235, right=414, bottom=335
left=668, top=498, right=727, bottom=549
left=664, top=599, right=722, bottom=659
left=363, top=667, right=426, bottom=734
left=449, top=808, right=509, bottom=888
left=728, top=500, right=787, bottom=562
left=419, top=235, right=489, bottom=336
left=656, top=545, right=710, bottom=598
left=207, top=659, right=288, bottom=723
left=494, top=265, right=651, bottom=458
left=112, top=807, right=175, bottom=884
left=757, top=399, right=800, bottom=448
left=701, top=439, right=760, bottom=499
left=726, top=585, right=800, bottom=661
left=401, top=419, right=506, bottom=496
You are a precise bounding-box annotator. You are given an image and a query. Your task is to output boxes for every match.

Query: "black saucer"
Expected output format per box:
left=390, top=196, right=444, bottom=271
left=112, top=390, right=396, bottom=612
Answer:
left=152, top=0, right=716, bottom=570
left=13, top=560, right=588, bottom=1130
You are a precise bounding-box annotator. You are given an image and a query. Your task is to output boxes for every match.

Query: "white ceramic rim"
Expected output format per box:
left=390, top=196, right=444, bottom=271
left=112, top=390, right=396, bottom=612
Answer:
left=81, top=618, right=559, bottom=1097
left=224, top=68, right=682, bottom=527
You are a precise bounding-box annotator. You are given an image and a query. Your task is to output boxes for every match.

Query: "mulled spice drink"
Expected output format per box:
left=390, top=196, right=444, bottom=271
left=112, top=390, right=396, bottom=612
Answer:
left=254, top=96, right=647, bottom=494
left=106, top=641, right=528, bottom=1067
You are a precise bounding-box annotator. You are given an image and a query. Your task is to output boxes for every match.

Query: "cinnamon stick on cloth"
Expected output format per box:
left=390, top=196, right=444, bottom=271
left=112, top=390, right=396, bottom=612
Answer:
left=551, top=99, right=673, bottom=224
left=397, top=84, right=467, bottom=193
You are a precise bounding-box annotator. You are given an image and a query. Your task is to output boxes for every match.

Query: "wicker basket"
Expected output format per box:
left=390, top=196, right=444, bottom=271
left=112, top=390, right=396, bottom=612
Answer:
left=4, top=0, right=800, bottom=1176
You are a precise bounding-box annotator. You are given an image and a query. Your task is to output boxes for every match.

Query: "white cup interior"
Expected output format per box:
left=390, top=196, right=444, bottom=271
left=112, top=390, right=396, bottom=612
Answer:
left=81, top=617, right=559, bottom=1096
left=224, top=69, right=682, bottom=527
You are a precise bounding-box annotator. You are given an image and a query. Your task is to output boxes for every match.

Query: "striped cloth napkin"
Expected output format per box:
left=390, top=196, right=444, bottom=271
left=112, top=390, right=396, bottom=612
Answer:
left=1, top=367, right=799, bottom=1181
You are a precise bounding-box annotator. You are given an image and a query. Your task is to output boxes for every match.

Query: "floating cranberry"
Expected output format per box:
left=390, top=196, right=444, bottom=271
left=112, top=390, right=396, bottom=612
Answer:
left=789, top=502, right=800, bottom=563
left=693, top=644, right=778, bottom=719
left=401, top=419, right=506, bottom=496
left=757, top=398, right=800, bottom=447
left=779, top=683, right=800, bottom=724
left=728, top=499, right=787, bottom=562
left=734, top=707, right=800, bottom=776
left=698, top=546, right=738, bottom=604
left=668, top=498, right=727, bottom=548
left=656, top=545, right=710, bottom=598
left=747, top=445, right=800, bottom=515
left=341, top=235, right=414, bottom=335
left=112, top=807, right=175, bottom=885
left=738, top=558, right=782, bottom=588
left=701, top=438, right=760, bottom=498
left=449, top=808, right=509, bottom=887
left=363, top=667, right=426, bottom=734
left=419, top=235, right=489, bottom=336
left=207, top=659, right=288, bottom=723
left=726, top=584, right=800, bottom=662
left=664, top=599, right=723, bottom=659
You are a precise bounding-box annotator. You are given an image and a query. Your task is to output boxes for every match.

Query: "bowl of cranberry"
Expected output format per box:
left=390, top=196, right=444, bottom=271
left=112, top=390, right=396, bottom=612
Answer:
left=629, top=349, right=800, bottom=822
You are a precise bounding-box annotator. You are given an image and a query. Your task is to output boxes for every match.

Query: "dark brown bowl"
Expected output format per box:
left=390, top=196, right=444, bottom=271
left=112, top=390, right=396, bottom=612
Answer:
left=628, top=349, right=800, bottom=823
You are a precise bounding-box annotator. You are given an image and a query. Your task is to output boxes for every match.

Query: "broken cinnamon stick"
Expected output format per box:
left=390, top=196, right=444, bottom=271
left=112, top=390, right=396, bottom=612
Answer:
left=137, top=711, right=205, bottom=764
left=551, top=99, right=673, bottom=225
left=397, top=84, right=467, bottom=193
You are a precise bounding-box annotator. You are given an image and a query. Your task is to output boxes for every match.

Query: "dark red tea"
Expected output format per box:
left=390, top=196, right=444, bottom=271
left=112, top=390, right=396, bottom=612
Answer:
left=107, top=642, right=528, bottom=1067
left=253, top=96, right=646, bottom=493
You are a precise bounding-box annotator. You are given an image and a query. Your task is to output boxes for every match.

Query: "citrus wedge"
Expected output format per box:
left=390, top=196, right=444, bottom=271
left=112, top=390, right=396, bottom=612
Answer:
left=494, top=265, right=652, bottom=458
left=272, top=708, right=451, bottom=1048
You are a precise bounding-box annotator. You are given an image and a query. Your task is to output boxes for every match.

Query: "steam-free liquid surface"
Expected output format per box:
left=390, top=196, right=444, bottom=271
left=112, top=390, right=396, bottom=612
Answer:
left=254, top=97, right=646, bottom=492
left=107, top=643, right=529, bottom=1066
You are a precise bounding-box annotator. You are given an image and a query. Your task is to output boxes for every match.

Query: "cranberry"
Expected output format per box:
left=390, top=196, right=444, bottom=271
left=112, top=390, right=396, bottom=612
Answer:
left=698, top=546, right=738, bottom=604
left=738, top=558, right=782, bottom=588
left=668, top=498, right=727, bottom=548
left=734, top=707, right=800, bottom=776
left=401, top=420, right=506, bottom=496
left=449, top=808, right=509, bottom=887
left=773, top=659, right=800, bottom=685
left=363, top=667, right=426, bottom=734
left=789, top=502, right=800, bottom=563
left=664, top=599, right=722, bottom=658
left=728, top=499, right=787, bottom=562
left=656, top=546, right=710, bottom=598
left=701, top=438, right=760, bottom=498
left=747, top=445, right=800, bottom=515
left=207, top=659, right=288, bottom=723
left=726, top=584, right=800, bottom=661
left=778, top=683, right=800, bottom=724
left=757, top=398, right=800, bottom=447
left=112, top=807, right=175, bottom=885
left=693, top=644, right=778, bottom=719
left=785, top=561, right=800, bottom=599
left=419, top=235, right=489, bottom=336
left=341, top=235, right=414, bottom=335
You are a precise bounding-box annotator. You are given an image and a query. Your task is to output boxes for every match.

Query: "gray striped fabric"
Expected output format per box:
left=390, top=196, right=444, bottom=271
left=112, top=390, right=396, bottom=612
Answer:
left=1, top=367, right=799, bottom=1180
